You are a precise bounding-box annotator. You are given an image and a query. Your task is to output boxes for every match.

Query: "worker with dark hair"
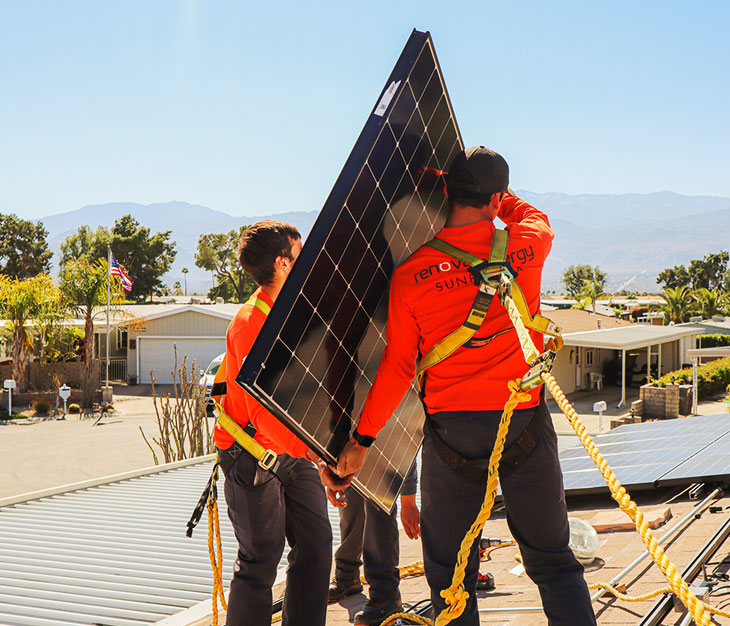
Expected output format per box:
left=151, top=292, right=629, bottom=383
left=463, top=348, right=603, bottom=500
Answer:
left=329, top=461, right=419, bottom=625
left=336, top=148, right=596, bottom=625
left=213, top=220, right=350, bottom=626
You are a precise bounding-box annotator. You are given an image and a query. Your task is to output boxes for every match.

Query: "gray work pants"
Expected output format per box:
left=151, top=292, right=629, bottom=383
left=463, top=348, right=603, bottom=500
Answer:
left=421, top=401, right=596, bottom=626
left=221, top=452, right=332, bottom=626
left=334, top=487, right=401, bottom=605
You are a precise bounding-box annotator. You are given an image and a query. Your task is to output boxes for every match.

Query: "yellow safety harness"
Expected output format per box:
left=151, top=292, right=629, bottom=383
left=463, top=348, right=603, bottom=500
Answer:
left=416, top=229, right=562, bottom=393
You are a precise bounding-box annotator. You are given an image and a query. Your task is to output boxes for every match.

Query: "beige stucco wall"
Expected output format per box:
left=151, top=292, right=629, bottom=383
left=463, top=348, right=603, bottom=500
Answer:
left=551, top=347, right=576, bottom=394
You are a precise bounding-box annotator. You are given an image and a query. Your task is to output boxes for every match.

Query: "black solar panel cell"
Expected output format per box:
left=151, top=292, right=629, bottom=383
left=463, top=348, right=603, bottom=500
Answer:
left=238, top=30, right=462, bottom=512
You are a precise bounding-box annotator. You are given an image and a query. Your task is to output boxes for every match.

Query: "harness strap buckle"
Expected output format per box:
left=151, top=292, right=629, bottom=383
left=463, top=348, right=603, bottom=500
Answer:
left=258, top=449, right=278, bottom=471
left=520, top=350, right=557, bottom=391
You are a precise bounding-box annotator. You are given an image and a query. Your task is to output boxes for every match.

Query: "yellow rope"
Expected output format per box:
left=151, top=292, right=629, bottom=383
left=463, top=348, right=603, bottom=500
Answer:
left=588, top=582, right=672, bottom=602
left=207, top=497, right=227, bottom=626
left=542, top=371, right=713, bottom=626
left=380, top=612, right=433, bottom=625
left=363, top=560, right=426, bottom=585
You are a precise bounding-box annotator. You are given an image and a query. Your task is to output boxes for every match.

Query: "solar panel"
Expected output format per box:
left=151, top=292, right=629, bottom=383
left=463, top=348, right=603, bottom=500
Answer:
left=560, top=413, right=730, bottom=495
left=237, top=30, right=462, bottom=512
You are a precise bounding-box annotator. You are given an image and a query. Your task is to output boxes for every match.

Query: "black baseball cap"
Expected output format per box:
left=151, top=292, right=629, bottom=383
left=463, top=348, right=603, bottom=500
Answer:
left=446, top=146, right=509, bottom=199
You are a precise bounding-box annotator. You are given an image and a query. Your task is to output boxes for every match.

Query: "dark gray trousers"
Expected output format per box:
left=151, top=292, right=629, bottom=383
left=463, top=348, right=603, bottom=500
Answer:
left=334, top=487, right=401, bottom=605
left=421, top=401, right=596, bottom=626
left=221, top=452, right=332, bottom=626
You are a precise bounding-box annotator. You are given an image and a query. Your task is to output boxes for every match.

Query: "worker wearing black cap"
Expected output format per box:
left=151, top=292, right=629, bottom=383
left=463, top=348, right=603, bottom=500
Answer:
left=337, top=147, right=596, bottom=625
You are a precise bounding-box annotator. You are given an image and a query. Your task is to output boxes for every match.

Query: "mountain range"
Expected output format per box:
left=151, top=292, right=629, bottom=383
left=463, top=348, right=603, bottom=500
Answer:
left=37, top=191, right=730, bottom=294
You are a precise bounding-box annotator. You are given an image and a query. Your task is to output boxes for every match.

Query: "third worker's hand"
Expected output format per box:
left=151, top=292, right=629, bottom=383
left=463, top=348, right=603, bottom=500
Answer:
left=400, top=494, right=420, bottom=540
left=335, top=437, right=368, bottom=477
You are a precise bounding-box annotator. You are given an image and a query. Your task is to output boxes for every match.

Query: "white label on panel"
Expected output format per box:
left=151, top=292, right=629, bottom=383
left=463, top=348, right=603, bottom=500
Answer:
left=374, top=80, right=401, bottom=117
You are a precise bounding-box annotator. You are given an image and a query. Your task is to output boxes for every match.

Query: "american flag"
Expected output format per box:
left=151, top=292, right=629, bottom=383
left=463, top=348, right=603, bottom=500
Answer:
left=110, top=252, right=133, bottom=292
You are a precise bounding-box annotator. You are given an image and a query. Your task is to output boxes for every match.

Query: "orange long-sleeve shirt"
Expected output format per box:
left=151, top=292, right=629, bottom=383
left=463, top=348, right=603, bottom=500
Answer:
left=213, top=288, right=309, bottom=458
left=357, top=194, right=554, bottom=439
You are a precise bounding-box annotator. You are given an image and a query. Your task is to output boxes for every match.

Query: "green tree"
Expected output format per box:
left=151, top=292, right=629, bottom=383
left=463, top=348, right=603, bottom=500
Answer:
left=657, top=252, right=729, bottom=291
left=59, top=215, right=176, bottom=301
left=562, top=265, right=607, bottom=299
left=60, top=259, right=123, bottom=406
left=195, top=228, right=256, bottom=303
left=693, top=288, right=730, bottom=319
left=0, top=274, right=56, bottom=392
left=652, top=286, right=697, bottom=324
left=656, top=264, right=690, bottom=289
left=688, top=252, right=729, bottom=290
left=173, top=281, right=183, bottom=296
left=0, top=214, right=53, bottom=279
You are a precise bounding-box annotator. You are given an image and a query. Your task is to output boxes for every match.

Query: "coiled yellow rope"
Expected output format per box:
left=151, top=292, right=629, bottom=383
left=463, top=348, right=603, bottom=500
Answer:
left=207, top=497, right=227, bottom=626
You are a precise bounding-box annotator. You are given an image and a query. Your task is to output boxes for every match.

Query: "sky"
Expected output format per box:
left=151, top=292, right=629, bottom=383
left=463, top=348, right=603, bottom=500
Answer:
left=1, top=0, right=729, bottom=220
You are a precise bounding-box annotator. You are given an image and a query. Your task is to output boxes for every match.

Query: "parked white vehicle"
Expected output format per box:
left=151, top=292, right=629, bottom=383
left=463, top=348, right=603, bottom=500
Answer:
left=200, top=352, right=225, bottom=413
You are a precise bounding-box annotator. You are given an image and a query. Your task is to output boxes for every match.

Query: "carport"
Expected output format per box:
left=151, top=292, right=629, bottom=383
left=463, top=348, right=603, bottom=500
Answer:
left=686, top=346, right=730, bottom=414
left=563, top=325, right=701, bottom=408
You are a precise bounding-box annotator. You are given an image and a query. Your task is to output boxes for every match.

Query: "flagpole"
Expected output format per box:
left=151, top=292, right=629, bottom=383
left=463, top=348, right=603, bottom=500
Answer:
left=106, top=247, right=111, bottom=389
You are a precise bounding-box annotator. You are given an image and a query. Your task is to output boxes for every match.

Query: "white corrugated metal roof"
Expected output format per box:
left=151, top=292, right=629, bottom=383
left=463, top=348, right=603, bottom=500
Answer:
left=0, top=457, right=343, bottom=626
left=563, top=325, right=700, bottom=350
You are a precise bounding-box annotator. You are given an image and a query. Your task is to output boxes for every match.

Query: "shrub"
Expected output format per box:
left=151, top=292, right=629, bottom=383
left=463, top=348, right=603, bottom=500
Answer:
left=0, top=408, right=25, bottom=420
left=698, top=334, right=730, bottom=348
left=32, top=398, right=51, bottom=416
left=68, top=403, right=81, bottom=414
left=652, top=357, right=730, bottom=399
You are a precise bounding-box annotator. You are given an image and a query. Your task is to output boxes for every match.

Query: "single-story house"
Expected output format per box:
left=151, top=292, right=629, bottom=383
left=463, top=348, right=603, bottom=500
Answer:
left=552, top=322, right=702, bottom=407
left=117, top=303, right=238, bottom=384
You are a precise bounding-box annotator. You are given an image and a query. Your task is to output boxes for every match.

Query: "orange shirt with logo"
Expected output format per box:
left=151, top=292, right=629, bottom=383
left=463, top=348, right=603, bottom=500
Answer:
left=356, top=194, right=554, bottom=439
left=212, top=288, right=308, bottom=458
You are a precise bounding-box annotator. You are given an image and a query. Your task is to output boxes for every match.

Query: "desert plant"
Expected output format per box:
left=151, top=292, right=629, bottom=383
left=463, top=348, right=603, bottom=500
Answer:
left=32, top=398, right=51, bottom=416
left=140, top=348, right=213, bottom=464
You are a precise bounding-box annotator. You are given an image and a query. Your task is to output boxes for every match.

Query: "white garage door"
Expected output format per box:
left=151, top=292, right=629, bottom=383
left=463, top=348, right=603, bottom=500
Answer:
left=138, top=337, right=226, bottom=384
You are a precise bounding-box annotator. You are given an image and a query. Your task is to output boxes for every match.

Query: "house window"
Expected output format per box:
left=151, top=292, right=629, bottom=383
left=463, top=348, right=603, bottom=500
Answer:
left=117, top=329, right=128, bottom=350
left=586, top=350, right=594, bottom=366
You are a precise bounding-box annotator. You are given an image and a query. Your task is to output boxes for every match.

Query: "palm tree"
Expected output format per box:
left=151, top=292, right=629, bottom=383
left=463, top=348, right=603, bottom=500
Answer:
left=0, top=274, right=56, bottom=392
left=693, top=287, right=729, bottom=319
left=578, top=278, right=611, bottom=314
left=182, top=267, right=189, bottom=296
left=60, top=258, right=120, bottom=407
left=653, top=286, right=697, bottom=324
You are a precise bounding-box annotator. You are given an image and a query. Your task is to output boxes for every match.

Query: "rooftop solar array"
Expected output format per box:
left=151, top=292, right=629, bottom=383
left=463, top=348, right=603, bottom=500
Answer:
left=238, top=30, right=462, bottom=512
left=560, top=413, right=730, bottom=495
